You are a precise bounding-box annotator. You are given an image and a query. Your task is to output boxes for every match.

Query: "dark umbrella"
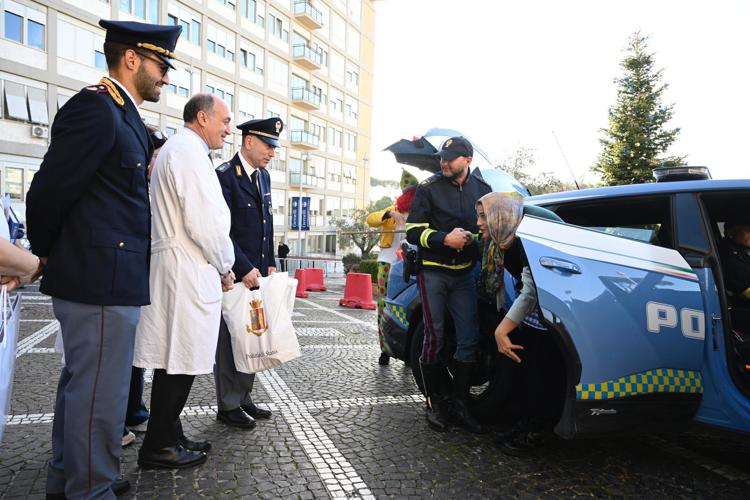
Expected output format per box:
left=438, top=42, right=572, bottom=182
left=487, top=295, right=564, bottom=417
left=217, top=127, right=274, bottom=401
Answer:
left=383, top=127, right=494, bottom=174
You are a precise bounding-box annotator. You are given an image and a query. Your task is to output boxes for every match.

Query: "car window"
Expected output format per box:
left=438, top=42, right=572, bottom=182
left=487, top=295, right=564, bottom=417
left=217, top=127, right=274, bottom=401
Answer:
left=544, top=195, right=673, bottom=249
left=588, top=225, right=660, bottom=244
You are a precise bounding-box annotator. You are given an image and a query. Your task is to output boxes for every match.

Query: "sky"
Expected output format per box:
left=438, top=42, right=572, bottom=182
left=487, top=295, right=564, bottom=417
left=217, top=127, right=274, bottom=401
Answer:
left=369, top=0, right=750, bottom=190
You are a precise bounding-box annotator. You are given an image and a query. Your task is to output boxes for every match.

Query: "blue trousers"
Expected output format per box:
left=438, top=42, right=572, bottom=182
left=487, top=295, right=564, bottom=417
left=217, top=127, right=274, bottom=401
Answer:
left=417, top=268, right=480, bottom=364
left=47, top=298, right=139, bottom=500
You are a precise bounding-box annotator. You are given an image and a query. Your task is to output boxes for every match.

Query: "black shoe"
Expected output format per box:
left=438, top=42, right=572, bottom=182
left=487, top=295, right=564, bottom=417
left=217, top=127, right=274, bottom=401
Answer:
left=451, top=399, right=486, bottom=434
left=500, top=431, right=547, bottom=457
left=112, top=478, right=130, bottom=496
left=421, top=362, right=452, bottom=432
left=178, top=435, right=212, bottom=453
left=45, top=494, right=65, bottom=500
left=217, top=408, right=257, bottom=428
left=378, top=353, right=390, bottom=366
left=450, top=361, right=486, bottom=434
left=240, top=403, right=272, bottom=420
left=137, top=445, right=207, bottom=469
left=425, top=402, right=451, bottom=432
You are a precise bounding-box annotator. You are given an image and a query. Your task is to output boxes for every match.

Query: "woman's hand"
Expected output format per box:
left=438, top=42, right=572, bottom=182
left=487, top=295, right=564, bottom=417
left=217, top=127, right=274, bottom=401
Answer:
left=494, top=323, right=523, bottom=363
left=389, top=210, right=406, bottom=227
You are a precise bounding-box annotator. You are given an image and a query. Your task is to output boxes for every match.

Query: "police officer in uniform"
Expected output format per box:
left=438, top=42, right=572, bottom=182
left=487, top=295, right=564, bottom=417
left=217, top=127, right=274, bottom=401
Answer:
left=405, top=136, right=491, bottom=434
left=213, top=118, right=282, bottom=428
left=25, top=19, right=181, bottom=499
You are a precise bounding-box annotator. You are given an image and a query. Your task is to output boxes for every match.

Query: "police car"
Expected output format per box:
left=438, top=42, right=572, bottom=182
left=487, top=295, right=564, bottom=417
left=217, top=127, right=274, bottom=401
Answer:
left=381, top=138, right=750, bottom=439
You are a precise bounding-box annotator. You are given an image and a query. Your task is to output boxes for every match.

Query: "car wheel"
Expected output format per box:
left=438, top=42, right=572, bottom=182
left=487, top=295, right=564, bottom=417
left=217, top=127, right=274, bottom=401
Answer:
left=470, top=352, right=514, bottom=424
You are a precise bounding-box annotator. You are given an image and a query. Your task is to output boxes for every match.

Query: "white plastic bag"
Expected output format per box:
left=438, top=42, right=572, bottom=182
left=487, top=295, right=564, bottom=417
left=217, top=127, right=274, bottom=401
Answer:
left=0, top=285, right=21, bottom=443
left=221, top=272, right=301, bottom=374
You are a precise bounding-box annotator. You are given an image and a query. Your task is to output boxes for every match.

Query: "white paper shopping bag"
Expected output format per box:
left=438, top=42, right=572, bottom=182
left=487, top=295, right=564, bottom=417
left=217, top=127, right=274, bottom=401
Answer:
left=0, top=285, right=21, bottom=444
left=221, top=272, right=301, bottom=374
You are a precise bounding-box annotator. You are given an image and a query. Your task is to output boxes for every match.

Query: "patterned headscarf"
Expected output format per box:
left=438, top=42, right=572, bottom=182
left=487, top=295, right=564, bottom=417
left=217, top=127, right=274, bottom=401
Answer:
left=476, top=191, right=525, bottom=305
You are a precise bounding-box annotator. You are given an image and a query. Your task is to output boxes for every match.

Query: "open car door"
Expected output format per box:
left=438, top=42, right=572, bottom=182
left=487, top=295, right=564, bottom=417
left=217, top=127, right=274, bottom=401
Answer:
left=516, top=216, right=706, bottom=438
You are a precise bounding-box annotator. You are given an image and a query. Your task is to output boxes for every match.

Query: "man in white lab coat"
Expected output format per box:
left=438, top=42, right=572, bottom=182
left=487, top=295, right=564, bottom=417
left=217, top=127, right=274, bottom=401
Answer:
left=134, top=93, right=235, bottom=470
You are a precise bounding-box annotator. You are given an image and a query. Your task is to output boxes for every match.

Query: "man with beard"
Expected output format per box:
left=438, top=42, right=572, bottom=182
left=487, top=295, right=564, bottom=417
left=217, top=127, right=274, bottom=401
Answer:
left=134, top=94, right=235, bottom=469
left=405, top=136, right=491, bottom=435
left=25, top=19, right=181, bottom=499
left=212, top=118, right=282, bottom=429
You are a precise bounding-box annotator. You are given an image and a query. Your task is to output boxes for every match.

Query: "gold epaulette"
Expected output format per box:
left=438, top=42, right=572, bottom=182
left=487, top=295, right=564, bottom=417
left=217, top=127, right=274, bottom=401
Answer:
left=99, top=77, right=125, bottom=107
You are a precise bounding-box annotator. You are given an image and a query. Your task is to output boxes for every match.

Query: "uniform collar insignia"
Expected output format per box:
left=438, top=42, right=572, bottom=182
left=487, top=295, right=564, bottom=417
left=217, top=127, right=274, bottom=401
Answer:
left=99, top=77, right=125, bottom=107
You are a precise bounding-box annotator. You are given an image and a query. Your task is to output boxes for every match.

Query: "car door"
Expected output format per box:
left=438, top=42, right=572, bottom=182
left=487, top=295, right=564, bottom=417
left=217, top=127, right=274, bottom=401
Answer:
left=516, top=215, right=706, bottom=438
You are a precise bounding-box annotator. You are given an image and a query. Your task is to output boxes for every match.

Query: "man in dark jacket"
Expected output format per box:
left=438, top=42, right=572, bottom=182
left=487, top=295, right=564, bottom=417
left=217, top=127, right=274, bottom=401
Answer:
left=405, top=136, right=491, bottom=434
left=277, top=241, right=290, bottom=272
left=25, top=19, right=181, bottom=499
left=213, top=118, right=281, bottom=428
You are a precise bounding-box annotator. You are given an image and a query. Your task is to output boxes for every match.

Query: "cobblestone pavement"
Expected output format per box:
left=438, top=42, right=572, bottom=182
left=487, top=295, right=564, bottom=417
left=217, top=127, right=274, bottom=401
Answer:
left=3, top=279, right=750, bottom=499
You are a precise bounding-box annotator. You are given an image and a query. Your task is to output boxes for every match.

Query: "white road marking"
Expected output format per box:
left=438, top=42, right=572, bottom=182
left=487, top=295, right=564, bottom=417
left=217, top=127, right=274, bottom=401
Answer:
left=302, top=345, right=378, bottom=350
left=256, top=370, right=375, bottom=499
left=6, top=393, right=422, bottom=425
left=297, top=328, right=341, bottom=337
left=296, top=298, right=376, bottom=330
left=15, top=321, right=59, bottom=358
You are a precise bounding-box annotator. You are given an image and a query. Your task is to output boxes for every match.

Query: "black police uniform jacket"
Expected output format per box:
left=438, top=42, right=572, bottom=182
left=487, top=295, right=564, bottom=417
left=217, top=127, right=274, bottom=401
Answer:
left=26, top=79, right=152, bottom=306
left=216, top=153, right=275, bottom=279
left=405, top=168, right=491, bottom=272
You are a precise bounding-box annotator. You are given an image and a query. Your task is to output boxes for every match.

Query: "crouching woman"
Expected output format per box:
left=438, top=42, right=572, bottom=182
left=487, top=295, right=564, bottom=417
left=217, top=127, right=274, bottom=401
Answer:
left=476, top=191, right=566, bottom=455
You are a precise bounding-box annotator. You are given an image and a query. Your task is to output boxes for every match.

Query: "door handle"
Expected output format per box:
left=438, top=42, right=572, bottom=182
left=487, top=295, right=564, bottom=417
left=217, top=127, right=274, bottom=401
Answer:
left=539, top=257, right=581, bottom=274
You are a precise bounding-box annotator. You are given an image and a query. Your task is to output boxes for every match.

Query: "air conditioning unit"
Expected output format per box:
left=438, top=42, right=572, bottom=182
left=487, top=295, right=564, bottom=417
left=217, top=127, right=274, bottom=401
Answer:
left=30, top=125, right=49, bottom=139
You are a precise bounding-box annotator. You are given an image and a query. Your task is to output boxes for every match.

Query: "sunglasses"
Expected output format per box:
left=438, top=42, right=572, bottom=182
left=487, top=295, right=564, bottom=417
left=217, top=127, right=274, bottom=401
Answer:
left=135, top=50, right=169, bottom=77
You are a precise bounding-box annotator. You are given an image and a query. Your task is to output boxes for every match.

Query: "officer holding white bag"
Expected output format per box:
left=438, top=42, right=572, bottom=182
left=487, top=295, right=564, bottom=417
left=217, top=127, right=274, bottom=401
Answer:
left=213, top=117, right=282, bottom=429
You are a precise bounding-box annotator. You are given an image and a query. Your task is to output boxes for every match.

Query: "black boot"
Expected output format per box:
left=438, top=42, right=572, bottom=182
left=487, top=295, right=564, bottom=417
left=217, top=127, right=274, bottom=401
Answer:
left=451, top=361, right=486, bottom=434
left=420, top=362, right=451, bottom=432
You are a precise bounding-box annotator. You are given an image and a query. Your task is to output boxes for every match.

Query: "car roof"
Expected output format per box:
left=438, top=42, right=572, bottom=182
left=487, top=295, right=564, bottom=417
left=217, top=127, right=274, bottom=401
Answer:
left=526, top=179, right=750, bottom=206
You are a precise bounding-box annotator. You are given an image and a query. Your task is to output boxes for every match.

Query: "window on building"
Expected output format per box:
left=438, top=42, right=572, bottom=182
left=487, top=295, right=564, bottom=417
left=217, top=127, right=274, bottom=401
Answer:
left=328, top=126, right=342, bottom=147
left=216, top=0, right=236, bottom=11
left=325, top=234, right=336, bottom=253
left=120, top=0, right=159, bottom=23
left=241, top=0, right=262, bottom=26
left=4, top=11, right=22, bottom=43
left=346, top=67, right=359, bottom=87
left=238, top=90, right=262, bottom=121
left=94, top=50, right=106, bottom=69
left=268, top=13, right=288, bottom=42
left=27, top=86, right=48, bottom=124
left=3, top=81, right=30, bottom=121
left=347, top=0, right=361, bottom=23
left=345, top=99, right=358, bottom=121
left=56, top=91, right=73, bottom=110
left=330, top=11, right=345, bottom=47
left=165, top=126, right=177, bottom=136
left=58, top=19, right=105, bottom=68
left=167, top=5, right=201, bottom=45
left=4, top=167, right=24, bottom=201
left=207, top=24, right=235, bottom=62
left=3, top=1, right=46, bottom=49
left=345, top=131, right=357, bottom=153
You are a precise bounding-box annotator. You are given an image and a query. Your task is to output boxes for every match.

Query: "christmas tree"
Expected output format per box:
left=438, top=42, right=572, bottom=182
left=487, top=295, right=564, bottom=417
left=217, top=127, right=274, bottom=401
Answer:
left=594, top=32, right=685, bottom=185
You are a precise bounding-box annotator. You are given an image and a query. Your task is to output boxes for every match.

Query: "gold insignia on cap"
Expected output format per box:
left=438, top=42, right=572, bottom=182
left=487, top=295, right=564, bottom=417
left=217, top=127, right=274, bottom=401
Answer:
left=99, top=77, right=124, bottom=106
left=275, top=120, right=281, bottom=133
left=445, top=139, right=453, bottom=148
left=137, top=42, right=177, bottom=59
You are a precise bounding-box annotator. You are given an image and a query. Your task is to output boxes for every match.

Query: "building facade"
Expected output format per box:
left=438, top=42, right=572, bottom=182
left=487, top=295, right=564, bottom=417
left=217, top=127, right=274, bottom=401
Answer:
left=0, top=0, right=376, bottom=257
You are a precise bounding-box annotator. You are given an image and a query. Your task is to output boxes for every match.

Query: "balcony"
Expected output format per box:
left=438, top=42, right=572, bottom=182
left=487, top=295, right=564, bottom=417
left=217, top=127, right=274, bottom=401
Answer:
left=292, top=43, right=322, bottom=70
left=288, top=172, right=318, bottom=187
left=293, top=0, right=323, bottom=30
left=289, top=129, right=320, bottom=150
left=291, top=87, right=321, bottom=110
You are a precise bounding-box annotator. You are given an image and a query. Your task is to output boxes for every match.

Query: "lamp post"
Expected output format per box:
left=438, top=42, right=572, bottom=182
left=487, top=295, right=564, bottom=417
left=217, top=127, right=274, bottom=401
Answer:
left=299, top=152, right=310, bottom=256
